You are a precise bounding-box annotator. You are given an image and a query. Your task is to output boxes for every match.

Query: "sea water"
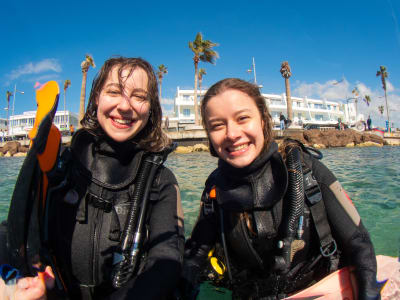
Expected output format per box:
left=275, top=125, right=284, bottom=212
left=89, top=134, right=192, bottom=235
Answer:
left=0, top=147, right=399, bottom=298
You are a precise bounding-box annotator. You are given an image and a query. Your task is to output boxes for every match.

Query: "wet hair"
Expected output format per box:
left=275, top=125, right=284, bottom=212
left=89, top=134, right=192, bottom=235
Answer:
left=200, top=78, right=273, bottom=157
left=81, top=56, right=170, bottom=151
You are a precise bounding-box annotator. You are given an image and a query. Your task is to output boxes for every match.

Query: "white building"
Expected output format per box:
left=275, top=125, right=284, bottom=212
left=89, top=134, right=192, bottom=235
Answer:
left=172, top=87, right=359, bottom=128
left=7, top=110, right=79, bottom=139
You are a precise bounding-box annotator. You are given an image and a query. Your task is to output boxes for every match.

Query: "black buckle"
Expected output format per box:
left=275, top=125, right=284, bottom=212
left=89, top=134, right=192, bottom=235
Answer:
left=89, top=194, right=113, bottom=212
left=320, top=240, right=337, bottom=257
left=203, top=197, right=214, bottom=216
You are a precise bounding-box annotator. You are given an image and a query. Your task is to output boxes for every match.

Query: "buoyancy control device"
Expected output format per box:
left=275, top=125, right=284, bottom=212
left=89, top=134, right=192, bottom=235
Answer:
left=201, top=140, right=339, bottom=296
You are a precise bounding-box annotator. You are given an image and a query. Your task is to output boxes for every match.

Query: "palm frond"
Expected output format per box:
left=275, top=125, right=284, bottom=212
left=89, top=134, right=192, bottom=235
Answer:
left=280, top=61, right=292, bottom=78
left=64, top=79, right=71, bottom=91
left=363, top=95, right=371, bottom=106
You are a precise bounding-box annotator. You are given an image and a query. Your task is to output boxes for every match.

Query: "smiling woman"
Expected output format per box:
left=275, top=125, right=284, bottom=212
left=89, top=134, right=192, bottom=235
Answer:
left=181, top=78, right=383, bottom=300
left=1, top=57, right=184, bottom=300
left=82, top=57, right=169, bottom=151
left=95, top=66, right=150, bottom=142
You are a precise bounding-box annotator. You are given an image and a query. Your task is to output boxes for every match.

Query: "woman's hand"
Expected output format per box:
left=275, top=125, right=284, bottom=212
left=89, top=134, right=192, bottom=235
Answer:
left=0, top=266, right=55, bottom=300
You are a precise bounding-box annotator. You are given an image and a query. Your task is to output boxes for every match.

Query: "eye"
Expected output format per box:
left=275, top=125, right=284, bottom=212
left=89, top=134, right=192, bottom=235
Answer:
left=106, top=89, right=120, bottom=96
left=238, top=115, right=250, bottom=122
left=131, top=94, right=148, bottom=102
left=209, top=122, right=224, bottom=131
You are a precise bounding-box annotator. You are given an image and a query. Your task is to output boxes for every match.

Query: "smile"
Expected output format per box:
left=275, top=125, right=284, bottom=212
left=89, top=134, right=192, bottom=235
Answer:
left=227, top=143, right=249, bottom=154
left=113, top=118, right=132, bottom=125
left=111, top=117, right=134, bottom=127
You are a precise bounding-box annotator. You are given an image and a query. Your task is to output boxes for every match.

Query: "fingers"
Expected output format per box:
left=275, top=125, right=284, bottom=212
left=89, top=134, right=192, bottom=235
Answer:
left=15, top=276, right=46, bottom=300
left=43, top=266, right=55, bottom=290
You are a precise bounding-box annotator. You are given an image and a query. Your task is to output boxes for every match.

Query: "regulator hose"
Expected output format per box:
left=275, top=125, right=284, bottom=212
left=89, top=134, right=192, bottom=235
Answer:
left=111, top=153, right=165, bottom=288
left=274, top=145, right=305, bottom=274
left=285, top=145, right=305, bottom=237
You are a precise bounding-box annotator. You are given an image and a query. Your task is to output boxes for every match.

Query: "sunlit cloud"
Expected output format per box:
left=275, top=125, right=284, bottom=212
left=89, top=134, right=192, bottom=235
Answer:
left=293, top=78, right=400, bottom=127
left=26, top=74, right=61, bottom=83
left=7, top=59, right=62, bottom=80
left=161, top=98, right=175, bottom=105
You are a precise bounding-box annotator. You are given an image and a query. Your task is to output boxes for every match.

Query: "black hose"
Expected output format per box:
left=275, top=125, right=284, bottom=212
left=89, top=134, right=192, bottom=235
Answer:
left=112, top=154, right=164, bottom=288
left=218, top=208, right=233, bottom=284
left=274, top=145, right=305, bottom=274
left=285, top=146, right=305, bottom=237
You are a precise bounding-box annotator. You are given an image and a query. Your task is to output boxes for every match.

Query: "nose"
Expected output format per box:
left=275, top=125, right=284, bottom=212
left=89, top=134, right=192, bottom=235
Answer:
left=226, top=122, right=241, bottom=141
left=116, top=94, right=132, bottom=110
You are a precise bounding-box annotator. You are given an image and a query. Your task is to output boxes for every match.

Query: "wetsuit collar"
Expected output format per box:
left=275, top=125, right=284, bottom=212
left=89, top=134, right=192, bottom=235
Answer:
left=218, top=141, right=279, bottom=179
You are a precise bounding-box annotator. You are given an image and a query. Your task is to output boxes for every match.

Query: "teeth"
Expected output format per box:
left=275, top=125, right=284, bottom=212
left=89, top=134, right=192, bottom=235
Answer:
left=114, top=118, right=131, bottom=124
left=231, top=144, right=248, bottom=151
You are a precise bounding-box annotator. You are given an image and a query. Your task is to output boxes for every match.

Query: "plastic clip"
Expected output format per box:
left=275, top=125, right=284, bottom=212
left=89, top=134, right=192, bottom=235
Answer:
left=320, top=240, right=337, bottom=257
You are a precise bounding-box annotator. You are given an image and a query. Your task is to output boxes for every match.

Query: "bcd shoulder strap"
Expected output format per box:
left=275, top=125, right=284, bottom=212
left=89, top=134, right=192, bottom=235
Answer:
left=303, top=165, right=337, bottom=258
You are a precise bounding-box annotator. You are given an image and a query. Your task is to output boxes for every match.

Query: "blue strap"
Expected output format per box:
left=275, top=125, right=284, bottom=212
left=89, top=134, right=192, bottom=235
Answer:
left=0, top=264, right=22, bottom=285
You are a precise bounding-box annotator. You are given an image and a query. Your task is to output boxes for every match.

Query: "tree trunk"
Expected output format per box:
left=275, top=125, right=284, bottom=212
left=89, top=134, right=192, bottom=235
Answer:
left=384, top=89, right=390, bottom=130
left=159, top=81, right=162, bottom=103
left=6, top=100, right=9, bottom=136
left=64, top=90, right=66, bottom=128
left=285, top=77, right=292, bottom=122
left=79, top=71, right=88, bottom=128
left=193, top=62, right=199, bottom=125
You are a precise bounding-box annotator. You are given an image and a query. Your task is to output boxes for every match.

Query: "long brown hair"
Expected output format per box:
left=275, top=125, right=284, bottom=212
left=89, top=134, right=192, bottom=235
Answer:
left=200, top=78, right=273, bottom=156
left=81, top=56, right=170, bottom=151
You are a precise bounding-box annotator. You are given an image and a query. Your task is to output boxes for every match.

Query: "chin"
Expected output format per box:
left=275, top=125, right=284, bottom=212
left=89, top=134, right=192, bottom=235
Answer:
left=226, top=156, right=255, bottom=168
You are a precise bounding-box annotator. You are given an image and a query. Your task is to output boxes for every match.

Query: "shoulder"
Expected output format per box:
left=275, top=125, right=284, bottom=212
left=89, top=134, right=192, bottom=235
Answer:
left=204, top=168, right=219, bottom=189
left=153, top=166, right=179, bottom=192
left=301, top=151, right=336, bottom=186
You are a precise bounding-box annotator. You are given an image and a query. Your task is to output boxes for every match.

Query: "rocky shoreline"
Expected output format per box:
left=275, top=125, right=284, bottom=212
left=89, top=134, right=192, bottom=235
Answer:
left=0, top=129, right=397, bottom=157
left=175, top=129, right=397, bottom=154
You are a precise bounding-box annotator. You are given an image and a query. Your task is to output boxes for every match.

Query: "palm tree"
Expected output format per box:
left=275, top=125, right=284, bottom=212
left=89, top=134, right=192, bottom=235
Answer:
left=63, top=79, right=71, bottom=128
left=79, top=54, right=95, bottom=127
left=352, top=87, right=360, bottom=118
left=6, top=91, right=12, bottom=135
left=376, top=66, right=389, bottom=129
left=363, top=95, right=371, bottom=106
left=280, top=61, right=292, bottom=123
left=198, top=68, right=206, bottom=96
left=157, top=64, right=168, bottom=101
left=189, top=32, right=219, bottom=125
left=378, top=105, right=384, bottom=115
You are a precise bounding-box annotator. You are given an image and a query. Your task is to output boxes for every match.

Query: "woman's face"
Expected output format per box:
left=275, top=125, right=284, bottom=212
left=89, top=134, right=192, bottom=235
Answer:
left=96, top=66, right=150, bottom=142
left=205, top=89, right=265, bottom=168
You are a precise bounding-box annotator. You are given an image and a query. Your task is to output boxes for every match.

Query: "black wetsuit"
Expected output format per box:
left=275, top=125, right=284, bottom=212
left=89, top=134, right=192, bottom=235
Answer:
left=183, top=141, right=380, bottom=300
left=2, top=129, right=184, bottom=300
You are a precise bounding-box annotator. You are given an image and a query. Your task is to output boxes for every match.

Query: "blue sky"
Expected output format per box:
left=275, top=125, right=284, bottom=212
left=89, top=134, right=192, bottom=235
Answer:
left=1, top=0, right=400, bottom=127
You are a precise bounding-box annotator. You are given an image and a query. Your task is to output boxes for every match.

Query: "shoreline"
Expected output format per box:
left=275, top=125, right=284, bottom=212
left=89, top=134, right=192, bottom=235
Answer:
left=0, top=128, right=399, bottom=157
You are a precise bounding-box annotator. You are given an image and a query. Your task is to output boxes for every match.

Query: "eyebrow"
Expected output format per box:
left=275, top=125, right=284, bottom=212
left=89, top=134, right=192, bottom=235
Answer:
left=103, top=83, right=147, bottom=94
left=207, top=108, right=252, bottom=122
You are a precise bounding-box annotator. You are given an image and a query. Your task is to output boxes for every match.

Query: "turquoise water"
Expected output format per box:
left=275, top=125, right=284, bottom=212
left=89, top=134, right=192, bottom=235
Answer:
left=0, top=147, right=399, bottom=298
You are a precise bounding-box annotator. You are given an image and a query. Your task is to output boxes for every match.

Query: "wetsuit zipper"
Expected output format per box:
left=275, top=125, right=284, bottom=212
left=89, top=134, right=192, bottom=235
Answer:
left=91, top=208, right=104, bottom=285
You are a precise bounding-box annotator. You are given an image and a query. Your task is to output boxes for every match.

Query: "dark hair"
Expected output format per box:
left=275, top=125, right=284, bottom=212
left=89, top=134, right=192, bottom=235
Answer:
left=200, top=78, right=273, bottom=157
left=81, top=57, right=170, bottom=151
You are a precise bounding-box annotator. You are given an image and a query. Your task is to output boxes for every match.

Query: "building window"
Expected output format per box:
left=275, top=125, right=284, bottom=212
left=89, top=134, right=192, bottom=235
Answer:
left=315, top=114, right=324, bottom=121
left=183, top=109, right=191, bottom=116
left=314, top=104, right=323, bottom=109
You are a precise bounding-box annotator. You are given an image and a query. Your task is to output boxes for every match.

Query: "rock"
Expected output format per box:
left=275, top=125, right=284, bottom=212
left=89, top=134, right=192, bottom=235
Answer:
left=362, top=133, right=384, bottom=145
left=301, top=129, right=384, bottom=148
left=313, top=144, right=326, bottom=149
left=192, top=144, right=209, bottom=152
left=2, top=141, right=21, bottom=156
left=13, top=152, right=27, bottom=157
left=18, top=145, right=29, bottom=153
left=174, top=146, right=193, bottom=154
left=358, top=141, right=383, bottom=147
